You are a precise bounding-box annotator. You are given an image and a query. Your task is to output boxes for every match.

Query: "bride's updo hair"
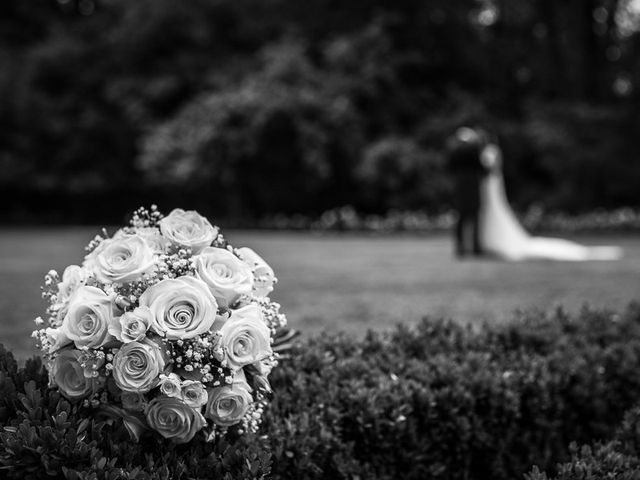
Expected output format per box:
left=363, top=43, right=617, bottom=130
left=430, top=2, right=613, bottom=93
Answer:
left=480, top=143, right=502, bottom=171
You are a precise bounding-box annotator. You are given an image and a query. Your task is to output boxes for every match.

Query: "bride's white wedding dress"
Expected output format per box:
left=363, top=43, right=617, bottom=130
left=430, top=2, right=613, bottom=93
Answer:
left=478, top=147, right=622, bottom=262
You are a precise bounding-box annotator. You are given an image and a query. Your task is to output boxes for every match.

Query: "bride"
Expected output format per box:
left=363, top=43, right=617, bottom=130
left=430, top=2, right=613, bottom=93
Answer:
left=477, top=139, right=622, bottom=261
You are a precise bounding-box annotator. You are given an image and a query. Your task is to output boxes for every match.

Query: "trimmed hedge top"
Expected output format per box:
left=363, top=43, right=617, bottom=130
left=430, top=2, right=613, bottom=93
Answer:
left=264, top=304, right=640, bottom=479
left=2, top=303, right=640, bottom=479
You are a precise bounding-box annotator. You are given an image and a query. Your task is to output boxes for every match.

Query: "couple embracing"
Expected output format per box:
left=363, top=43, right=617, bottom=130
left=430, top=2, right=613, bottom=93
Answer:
left=448, top=127, right=622, bottom=262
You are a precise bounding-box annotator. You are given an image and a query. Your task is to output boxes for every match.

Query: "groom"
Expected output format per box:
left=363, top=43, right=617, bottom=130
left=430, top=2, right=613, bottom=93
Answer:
left=447, top=127, right=489, bottom=258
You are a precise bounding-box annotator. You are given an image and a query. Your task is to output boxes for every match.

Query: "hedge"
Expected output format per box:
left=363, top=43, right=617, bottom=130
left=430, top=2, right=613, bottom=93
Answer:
left=2, top=304, right=640, bottom=479
left=263, top=304, right=640, bottom=479
left=0, top=350, right=271, bottom=480
left=526, top=406, right=640, bottom=480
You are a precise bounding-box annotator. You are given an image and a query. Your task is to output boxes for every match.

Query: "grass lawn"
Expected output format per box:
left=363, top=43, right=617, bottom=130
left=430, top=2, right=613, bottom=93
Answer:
left=1, top=227, right=639, bottom=360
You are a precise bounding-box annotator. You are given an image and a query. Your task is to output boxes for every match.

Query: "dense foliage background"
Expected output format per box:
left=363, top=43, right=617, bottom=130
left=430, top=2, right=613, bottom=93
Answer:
left=2, top=0, right=640, bottom=223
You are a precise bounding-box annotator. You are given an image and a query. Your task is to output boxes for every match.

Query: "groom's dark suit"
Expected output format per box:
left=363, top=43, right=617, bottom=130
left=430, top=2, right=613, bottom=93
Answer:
left=448, top=139, right=487, bottom=257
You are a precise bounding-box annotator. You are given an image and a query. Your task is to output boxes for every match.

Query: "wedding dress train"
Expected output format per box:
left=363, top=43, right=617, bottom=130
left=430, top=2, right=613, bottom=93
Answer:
left=478, top=151, right=622, bottom=262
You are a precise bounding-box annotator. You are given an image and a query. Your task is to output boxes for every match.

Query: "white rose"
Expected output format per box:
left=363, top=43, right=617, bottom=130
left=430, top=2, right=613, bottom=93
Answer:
left=194, top=247, right=254, bottom=307
left=220, top=304, right=272, bottom=370
left=140, top=276, right=218, bottom=340
left=181, top=380, right=208, bottom=409
left=44, top=327, right=72, bottom=352
left=236, top=247, right=276, bottom=297
left=108, top=306, right=152, bottom=343
left=158, top=373, right=182, bottom=398
left=61, top=286, right=117, bottom=349
left=52, top=265, right=93, bottom=326
left=84, top=235, right=157, bottom=284
left=145, top=396, right=206, bottom=443
left=112, top=339, right=166, bottom=393
left=159, top=209, right=218, bottom=254
left=205, top=371, right=253, bottom=427
left=115, top=227, right=169, bottom=254
left=57, top=265, right=91, bottom=304
left=51, top=349, right=95, bottom=401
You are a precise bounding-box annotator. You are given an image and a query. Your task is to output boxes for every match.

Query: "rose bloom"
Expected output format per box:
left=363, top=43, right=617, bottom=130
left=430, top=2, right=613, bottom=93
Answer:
left=61, top=286, right=118, bottom=349
left=159, top=208, right=218, bottom=254
left=220, top=304, right=272, bottom=370
left=181, top=380, right=208, bottom=409
left=52, top=265, right=92, bottom=327
left=108, top=306, right=153, bottom=343
left=236, top=247, right=276, bottom=297
left=57, top=265, right=91, bottom=304
left=158, top=373, right=182, bottom=398
left=145, top=396, right=206, bottom=444
left=205, top=371, right=253, bottom=427
left=83, top=234, right=157, bottom=284
left=115, top=227, right=169, bottom=254
left=43, top=326, right=72, bottom=352
left=112, top=339, right=166, bottom=393
left=140, top=276, right=218, bottom=340
left=194, top=247, right=254, bottom=307
left=51, top=349, right=95, bottom=401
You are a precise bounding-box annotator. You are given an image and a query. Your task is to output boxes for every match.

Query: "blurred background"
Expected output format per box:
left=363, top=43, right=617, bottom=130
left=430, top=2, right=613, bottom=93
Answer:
left=2, top=0, right=640, bottom=225
left=2, top=0, right=640, bottom=359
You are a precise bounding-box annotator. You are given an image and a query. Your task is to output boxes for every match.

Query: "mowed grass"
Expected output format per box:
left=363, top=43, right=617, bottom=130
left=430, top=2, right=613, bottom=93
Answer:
left=1, top=227, right=639, bottom=360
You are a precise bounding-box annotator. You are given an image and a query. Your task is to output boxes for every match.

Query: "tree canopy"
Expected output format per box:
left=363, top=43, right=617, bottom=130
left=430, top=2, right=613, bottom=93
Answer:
left=2, top=0, right=640, bottom=222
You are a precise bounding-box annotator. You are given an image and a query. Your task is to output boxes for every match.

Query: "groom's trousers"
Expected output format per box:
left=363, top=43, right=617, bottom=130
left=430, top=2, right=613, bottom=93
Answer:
left=455, top=209, right=482, bottom=257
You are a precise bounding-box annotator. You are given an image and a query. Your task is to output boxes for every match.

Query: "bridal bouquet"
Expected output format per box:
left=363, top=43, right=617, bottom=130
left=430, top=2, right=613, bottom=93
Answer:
left=32, top=206, right=287, bottom=444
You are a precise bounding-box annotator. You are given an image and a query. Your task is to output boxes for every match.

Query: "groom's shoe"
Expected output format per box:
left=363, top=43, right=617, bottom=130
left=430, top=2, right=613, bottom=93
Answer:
left=455, top=248, right=467, bottom=259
